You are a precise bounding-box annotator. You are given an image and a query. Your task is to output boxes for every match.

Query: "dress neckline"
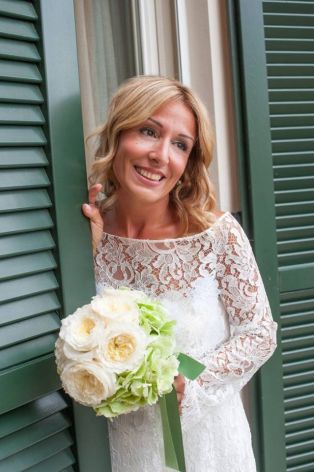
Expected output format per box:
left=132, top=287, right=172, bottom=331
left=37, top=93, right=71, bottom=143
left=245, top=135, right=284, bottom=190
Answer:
left=101, top=211, right=231, bottom=243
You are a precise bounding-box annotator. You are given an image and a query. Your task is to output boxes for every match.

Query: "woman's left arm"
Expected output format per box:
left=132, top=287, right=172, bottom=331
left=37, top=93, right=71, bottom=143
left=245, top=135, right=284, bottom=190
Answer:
left=197, top=216, right=277, bottom=404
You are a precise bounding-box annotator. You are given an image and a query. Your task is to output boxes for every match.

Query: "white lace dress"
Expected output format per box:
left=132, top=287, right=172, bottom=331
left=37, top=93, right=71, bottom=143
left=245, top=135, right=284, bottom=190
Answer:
left=94, top=211, right=277, bottom=472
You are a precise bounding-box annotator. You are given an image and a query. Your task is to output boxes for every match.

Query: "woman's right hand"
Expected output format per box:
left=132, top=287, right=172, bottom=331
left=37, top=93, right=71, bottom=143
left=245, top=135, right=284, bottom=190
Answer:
left=82, top=183, right=104, bottom=254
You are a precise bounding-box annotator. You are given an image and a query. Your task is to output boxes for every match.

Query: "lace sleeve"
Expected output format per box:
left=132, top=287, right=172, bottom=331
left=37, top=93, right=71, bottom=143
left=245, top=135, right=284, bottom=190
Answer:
left=183, top=216, right=277, bottom=418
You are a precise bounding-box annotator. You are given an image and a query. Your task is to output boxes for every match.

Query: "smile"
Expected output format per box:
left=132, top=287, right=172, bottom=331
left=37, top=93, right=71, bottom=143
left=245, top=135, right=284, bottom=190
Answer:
left=134, top=166, right=164, bottom=182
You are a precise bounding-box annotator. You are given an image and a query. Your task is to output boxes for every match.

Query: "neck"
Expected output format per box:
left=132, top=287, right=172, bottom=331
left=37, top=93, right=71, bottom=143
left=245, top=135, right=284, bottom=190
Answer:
left=108, top=192, right=176, bottom=239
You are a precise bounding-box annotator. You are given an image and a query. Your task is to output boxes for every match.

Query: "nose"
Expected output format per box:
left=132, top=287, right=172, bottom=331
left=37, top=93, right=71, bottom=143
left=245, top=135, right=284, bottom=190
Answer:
left=148, top=138, right=170, bottom=165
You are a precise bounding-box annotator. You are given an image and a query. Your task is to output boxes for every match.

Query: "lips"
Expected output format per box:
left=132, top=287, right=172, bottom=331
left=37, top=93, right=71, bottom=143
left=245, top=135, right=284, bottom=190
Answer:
left=134, top=166, right=165, bottom=182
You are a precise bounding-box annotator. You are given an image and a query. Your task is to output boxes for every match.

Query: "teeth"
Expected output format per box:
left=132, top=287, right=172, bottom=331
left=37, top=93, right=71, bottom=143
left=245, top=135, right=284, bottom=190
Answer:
left=135, top=167, right=163, bottom=181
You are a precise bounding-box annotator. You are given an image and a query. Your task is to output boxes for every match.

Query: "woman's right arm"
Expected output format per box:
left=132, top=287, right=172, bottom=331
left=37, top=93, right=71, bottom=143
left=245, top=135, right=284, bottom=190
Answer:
left=82, top=183, right=104, bottom=254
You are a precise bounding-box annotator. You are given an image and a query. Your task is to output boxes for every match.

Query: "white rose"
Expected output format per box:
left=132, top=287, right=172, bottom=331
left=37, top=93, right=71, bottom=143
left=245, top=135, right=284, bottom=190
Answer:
left=60, top=361, right=117, bottom=407
left=91, top=292, right=140, bottom=324
left=59, top=305, right=105, bottom=352
left=96, top=323, right=149, bottom=373
left=62, top=342, right=96, bottom=362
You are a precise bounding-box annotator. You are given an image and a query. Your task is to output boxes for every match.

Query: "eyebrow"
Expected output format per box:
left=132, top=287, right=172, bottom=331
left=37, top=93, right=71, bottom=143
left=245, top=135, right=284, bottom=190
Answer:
left=148, top=117, right=195, bottom=143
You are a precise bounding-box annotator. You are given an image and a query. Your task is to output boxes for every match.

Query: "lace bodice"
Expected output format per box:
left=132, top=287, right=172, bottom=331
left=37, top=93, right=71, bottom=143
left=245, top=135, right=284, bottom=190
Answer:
left=94, top=211, right=277, bottom=471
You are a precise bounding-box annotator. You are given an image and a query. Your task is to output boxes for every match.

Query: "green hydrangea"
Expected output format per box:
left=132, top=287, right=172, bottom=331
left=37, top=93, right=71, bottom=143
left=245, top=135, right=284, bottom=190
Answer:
left=94, top=295, right=179, bottom=419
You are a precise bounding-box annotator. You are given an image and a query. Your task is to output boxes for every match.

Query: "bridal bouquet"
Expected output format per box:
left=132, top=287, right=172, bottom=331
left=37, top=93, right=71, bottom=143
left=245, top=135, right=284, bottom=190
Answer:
left=55, top=287, right=180, bottom=417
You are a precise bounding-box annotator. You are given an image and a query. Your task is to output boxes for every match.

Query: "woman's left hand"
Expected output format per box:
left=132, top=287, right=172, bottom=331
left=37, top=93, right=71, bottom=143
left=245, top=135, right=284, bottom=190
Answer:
left=173, top=374, right=185, bottom=415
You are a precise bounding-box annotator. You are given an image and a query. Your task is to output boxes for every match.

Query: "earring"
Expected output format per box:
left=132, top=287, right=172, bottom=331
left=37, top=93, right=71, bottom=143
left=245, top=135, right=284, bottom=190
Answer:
left=176, top=180, right=182, bottom=187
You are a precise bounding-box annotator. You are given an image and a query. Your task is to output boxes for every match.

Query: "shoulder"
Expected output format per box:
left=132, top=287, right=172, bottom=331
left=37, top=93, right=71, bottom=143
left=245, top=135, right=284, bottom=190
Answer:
left=210, top=211, right=252, bottom=254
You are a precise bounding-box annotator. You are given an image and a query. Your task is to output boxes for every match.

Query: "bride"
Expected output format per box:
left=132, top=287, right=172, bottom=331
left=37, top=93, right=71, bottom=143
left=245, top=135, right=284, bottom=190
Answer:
left=82, top=75, right=277, bottom=472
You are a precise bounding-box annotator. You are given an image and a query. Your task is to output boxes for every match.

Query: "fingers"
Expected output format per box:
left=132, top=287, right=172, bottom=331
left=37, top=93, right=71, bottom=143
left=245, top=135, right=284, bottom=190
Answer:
left=88, top=183, right=103, bottom=205
left=174, top=374, right=185, bottom=415
left=82, top=184, right=103, bottom=221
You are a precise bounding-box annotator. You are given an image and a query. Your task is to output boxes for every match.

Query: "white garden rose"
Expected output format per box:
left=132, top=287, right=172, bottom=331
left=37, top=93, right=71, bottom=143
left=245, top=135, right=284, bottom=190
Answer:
left=60, top=361, right=117, bottom=407
left=59, top=305, right=104, bottom=352
left=91, top=292, right=140, bottom=324
left=96, top=323, right=149, bottom=373
left=62, top=342, right=96, bottom=362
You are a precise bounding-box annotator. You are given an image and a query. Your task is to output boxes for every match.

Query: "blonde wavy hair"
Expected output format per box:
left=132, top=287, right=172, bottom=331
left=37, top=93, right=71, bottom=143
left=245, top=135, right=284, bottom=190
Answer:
left=89, top=75, right=218, bottom=235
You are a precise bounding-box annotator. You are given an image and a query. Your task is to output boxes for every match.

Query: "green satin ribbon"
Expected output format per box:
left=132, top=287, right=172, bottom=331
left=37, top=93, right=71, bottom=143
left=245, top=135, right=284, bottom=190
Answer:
left=160, top=353, right=206, bottom=471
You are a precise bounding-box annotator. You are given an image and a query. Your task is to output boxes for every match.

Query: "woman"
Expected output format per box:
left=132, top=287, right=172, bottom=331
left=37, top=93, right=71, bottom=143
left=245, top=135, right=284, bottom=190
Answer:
left=82, top=75, right=277, bottom=472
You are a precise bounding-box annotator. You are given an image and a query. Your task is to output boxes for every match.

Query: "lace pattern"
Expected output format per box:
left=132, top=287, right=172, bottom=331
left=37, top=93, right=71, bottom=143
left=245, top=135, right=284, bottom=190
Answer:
left=94, top=211, right=277, bottom=471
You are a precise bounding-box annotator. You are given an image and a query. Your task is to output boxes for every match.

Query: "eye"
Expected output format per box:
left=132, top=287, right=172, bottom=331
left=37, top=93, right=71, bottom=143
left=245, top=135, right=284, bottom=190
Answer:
left=140, top=127, right=158, bottom=138
left=172, top=140, right=188, bottom=152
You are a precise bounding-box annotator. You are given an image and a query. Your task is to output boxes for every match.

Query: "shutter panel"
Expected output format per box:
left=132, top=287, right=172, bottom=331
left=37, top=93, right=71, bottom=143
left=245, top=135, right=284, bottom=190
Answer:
left=0, top=1, right=111, bottom=470
left=264, top=2, right=314, bottom=471
left=228, top=1, right=314, bottom=471
left=0, top=2, right=73, bottom=470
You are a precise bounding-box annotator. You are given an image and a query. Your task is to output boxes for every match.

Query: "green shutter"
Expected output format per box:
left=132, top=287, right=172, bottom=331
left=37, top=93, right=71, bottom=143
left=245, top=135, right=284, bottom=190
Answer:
left=0, top=1, right=111, bottom=470
left=228, top=1, right=314, bottom=471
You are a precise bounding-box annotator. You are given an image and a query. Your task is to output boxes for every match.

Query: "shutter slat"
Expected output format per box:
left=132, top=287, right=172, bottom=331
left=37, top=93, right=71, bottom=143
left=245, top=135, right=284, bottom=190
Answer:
left=0, top=230, right=55, bottom=258
left=278, top=251, right=314, bottom=266
left=26, top=448, right=75, bottom=472
left=0, top=148, right=48, bottom=168
left=285, top=405, right=314, bottom=422
left=284, top=371, right=314, bottom=388
left=269, top=77, right=314, bottom=88
left=0, top=1, right=37, bottom=21
left=0, top=412, right=70, bottom=461
left=286, top=416, right=314, bottom=434
left=0, top=354, right=60, bottom=414
left=0, top=82, right=43, bottom=104
left=286, top=428, right=314, bottom=445
left=264, top=13, right=314, bottom=27
left=0, top=37, right=40, bottom=62
left=0, top=313, right=60, bottom=349
left=0, top=333, right=58, bottom=370
left=275, top=176, right=314, bottom=190
left=0, top=430, right=73, bottom=471
left=0, top=59, right=41, bottom=83
left=0, top=16, right=38, bottom=41
left=265, top=25, right=314, bottom=39
left=0, top=104, right=45, bottom=125
left=275, top=190, right=314, bottom=204
left=0, top=252, right=57, bottom=281
left=268, top=66, right=314, bottom=77
left=273, top=151, right=314, bottom=166
left=0, top=209, right=53, bottom=235
left=0, top=189, right=51, bottom=213
left=276, top=213, right=314, bottom=229
left=274, top=163, right=314, bottom=178
left=270, top=102, right=314, bottom=113
left=277, top=226, right=314, bottom=242
left=282, top=324, right=314, bottom=339
left=266, top=39, right=314, bottom=52
left=0, top=392, right=67, bottom=439
left=270, top=90, right=314, bottom=101
left=264, top=2, right=314, bottom=16
left=0, top=168, right=49, bottom=190
left=272, top=126, right=314, bottom=140
left=279, top=265, right=314, bottom=291
left=0, top=292, right=60, bottom=326
left=272, top=139, right=314, bottom=153
left=275, top=202, right=314, bottom=217
left=268, top=52, right=314, bottom=64
left=0, top=272, right=58, bottom=303
left=278, top=237, right=314, bottom=254
left=0, top=126, right=46, bottom=146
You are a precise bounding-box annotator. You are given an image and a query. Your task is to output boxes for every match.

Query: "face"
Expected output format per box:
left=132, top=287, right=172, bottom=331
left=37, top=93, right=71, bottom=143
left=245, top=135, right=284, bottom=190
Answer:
left=112, top=100, right=196, bottom=206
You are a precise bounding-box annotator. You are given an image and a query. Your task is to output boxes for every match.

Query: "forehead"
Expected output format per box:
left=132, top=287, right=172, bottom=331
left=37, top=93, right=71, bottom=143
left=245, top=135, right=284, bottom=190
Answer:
left=149, top=100, right=196, bottom=136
